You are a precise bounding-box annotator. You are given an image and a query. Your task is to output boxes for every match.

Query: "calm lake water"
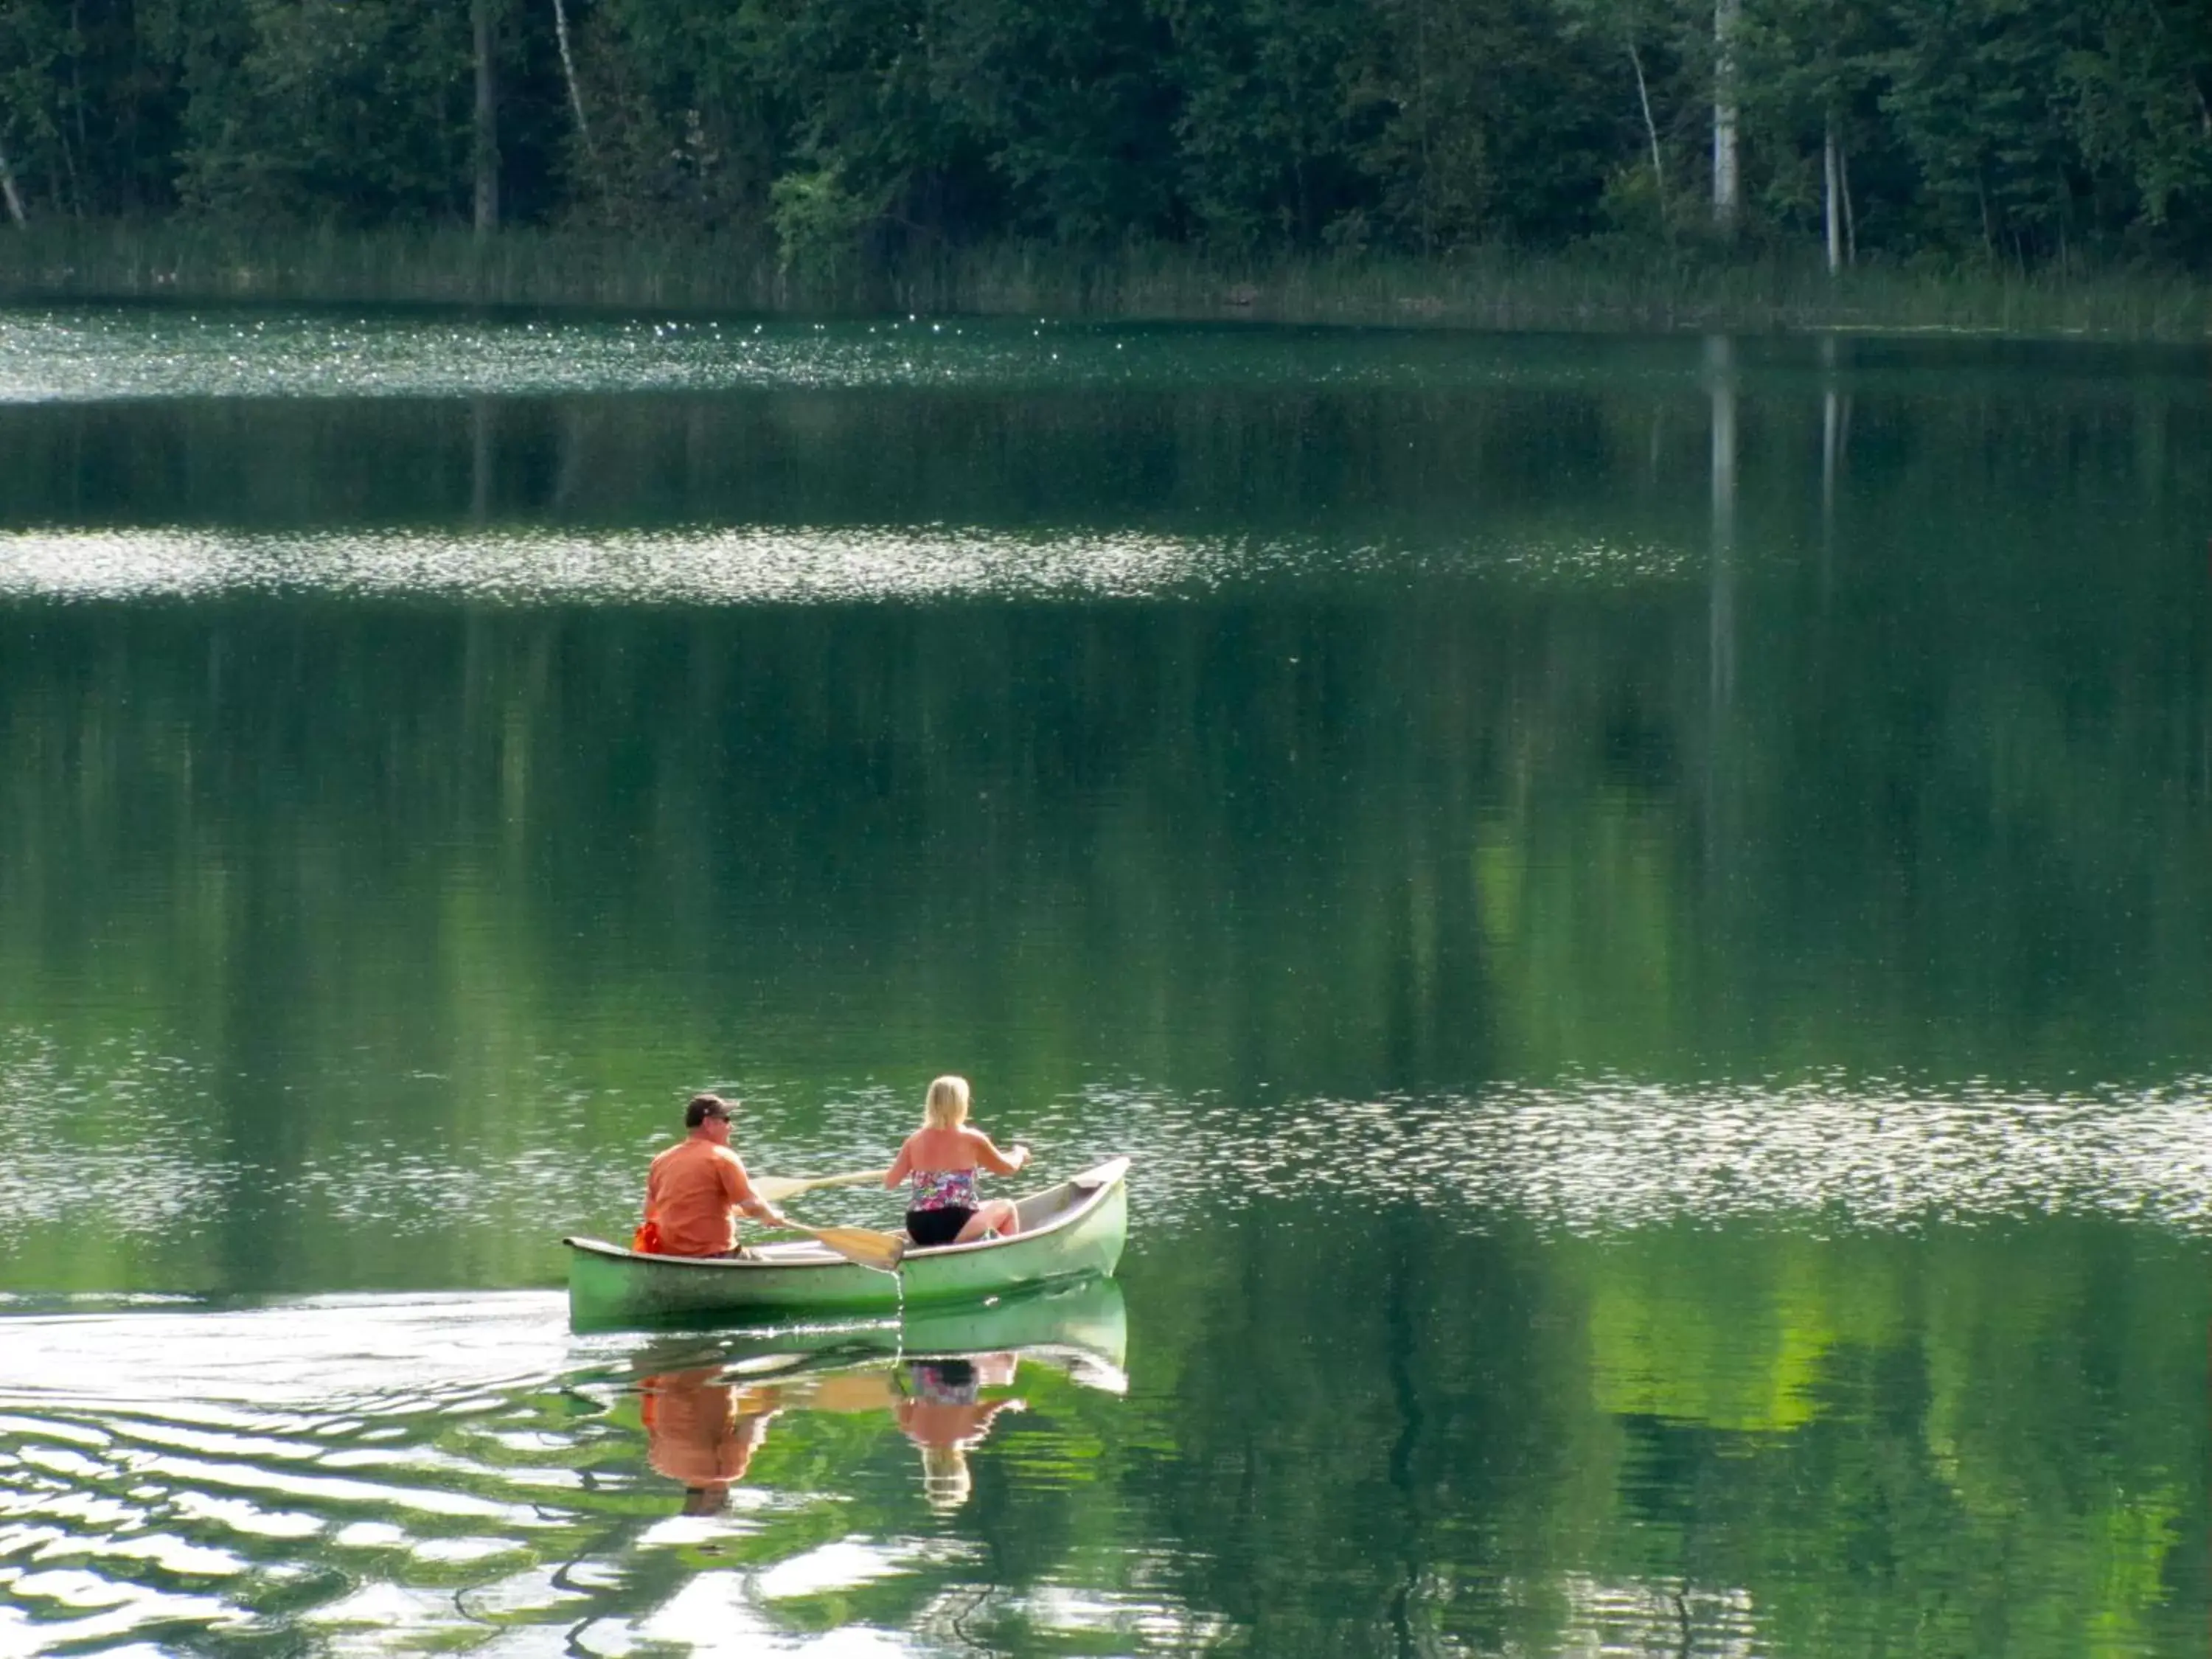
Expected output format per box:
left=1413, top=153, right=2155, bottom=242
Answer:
left=2, top=305, right=2210, bottom=1656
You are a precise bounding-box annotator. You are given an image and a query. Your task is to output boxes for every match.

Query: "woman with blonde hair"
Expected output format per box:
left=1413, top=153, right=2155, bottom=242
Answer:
left=896, top=1352, right=1023, bottom=1510
left=883, top=1075, right=1029, bottom=1247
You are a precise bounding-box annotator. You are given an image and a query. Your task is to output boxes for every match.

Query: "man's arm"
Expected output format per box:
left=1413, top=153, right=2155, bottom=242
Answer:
left=738, top=1192, right=790, bottom=1228
left=724, top=1153, right=792, bottom=1229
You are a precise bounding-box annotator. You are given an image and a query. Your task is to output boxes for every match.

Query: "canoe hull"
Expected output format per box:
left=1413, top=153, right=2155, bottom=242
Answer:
left=566, top=1157, right=1129, bottom=1329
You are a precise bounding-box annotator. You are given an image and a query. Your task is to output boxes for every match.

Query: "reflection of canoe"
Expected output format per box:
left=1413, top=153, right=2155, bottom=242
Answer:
left=565, top=1157, right=1129, bottom=1329
left=903, top=1272, right=1126, bottom=1374
left=626, top=1276, right=1127, bottom=1515
left=710, top=1274, right=1129, bottom=1396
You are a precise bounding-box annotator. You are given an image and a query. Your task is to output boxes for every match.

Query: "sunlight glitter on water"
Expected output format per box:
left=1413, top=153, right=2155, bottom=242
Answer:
left=0, top=524, right=1698, bottom=606
left=0, top=310, right=1707, bottom=404
left=0, top=525, right=1227, bottom=605
left=0, top=312, right=1063, bottom=403
left=1105, top=1071, right=2212, bottom=1235
left=7, top=1024, right=2212, bottom=1254
left=8, top=308, right=2204, bottom=406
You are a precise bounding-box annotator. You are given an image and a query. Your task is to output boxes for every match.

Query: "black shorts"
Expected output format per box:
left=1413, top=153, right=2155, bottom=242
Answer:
left=905, top=1206, right=974, bottom=1248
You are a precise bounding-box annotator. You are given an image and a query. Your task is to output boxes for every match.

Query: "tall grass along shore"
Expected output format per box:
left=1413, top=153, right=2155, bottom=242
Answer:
left=1, top=224, right=2207, bottom=340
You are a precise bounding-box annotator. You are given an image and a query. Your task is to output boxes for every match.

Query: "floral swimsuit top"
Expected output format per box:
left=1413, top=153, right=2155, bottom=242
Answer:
left=908, top=1168, right=980, bottom=1212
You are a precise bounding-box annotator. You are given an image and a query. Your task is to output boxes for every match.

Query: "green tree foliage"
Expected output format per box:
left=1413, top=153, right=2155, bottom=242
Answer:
left=174, top=0, right=476, bottom=224
left=1357, top=0, right=1621, bottom=248
left=0, top=0, right=185, bottom=216
left=2058, top=0, right=2212, bottom=248
left=935, top=0, right=1179, bottom=242
left=1878, top=0, right=2080, bottom=260
left=0, top=0, right=2205, bottom=265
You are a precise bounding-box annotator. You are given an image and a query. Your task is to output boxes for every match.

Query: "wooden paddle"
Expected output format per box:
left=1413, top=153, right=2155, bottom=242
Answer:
left=751, top=1168, right=889, bottom=1205
left=771, top=1219, right=907, bottom=1273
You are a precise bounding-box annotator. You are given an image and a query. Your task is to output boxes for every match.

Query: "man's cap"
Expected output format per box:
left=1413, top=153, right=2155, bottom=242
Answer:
left=685, top=1093, right=738, bottom=1128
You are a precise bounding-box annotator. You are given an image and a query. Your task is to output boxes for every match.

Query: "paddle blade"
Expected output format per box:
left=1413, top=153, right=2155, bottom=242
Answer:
left=804, top=1225, right=906, bottom=1273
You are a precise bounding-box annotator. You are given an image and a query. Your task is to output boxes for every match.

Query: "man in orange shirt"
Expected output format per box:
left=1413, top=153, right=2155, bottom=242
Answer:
left=639, top=1366, right=782, bottom=1515
left=641, top=1094, right=792, bottom=1256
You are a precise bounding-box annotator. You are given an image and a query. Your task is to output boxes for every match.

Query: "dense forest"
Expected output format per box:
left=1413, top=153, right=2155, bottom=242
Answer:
left=0, top=0, right=2208, bottom=275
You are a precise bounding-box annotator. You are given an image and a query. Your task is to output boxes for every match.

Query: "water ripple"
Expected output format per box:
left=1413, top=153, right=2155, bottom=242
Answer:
left=0, top=1288, right=1137, bottom=1655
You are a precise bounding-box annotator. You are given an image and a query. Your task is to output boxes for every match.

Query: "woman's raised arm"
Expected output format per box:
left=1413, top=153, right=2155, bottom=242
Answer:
left=967, top=1130, right=1029, bottom=1177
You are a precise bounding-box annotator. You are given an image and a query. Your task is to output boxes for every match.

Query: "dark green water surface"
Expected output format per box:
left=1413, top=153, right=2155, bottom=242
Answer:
left=2, top=307, right=2211, bottom=1655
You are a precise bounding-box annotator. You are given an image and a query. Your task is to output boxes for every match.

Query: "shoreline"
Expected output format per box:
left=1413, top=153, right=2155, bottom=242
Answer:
left=2, top=223, right=2209, bottom=341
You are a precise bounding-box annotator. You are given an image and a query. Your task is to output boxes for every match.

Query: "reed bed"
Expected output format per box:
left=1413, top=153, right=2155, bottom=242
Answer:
left=1, top=222, right=2207, bottom=339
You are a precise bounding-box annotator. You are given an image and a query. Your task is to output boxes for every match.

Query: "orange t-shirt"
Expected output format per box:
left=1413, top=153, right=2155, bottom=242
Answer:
left=644, top=1137, right=757, bottom=1256
left=641, top=1369, right=776, bottom=1484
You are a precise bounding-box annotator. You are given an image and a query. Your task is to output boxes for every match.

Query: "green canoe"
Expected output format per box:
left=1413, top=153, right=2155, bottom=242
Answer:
left=564, top=1156, right=1129, bottom=1329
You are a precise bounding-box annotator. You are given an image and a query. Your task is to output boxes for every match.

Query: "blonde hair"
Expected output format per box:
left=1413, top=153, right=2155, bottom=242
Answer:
left=919, top=1444, right=972, bottom=1510
left=922, top=1075, right=970, bottom=1130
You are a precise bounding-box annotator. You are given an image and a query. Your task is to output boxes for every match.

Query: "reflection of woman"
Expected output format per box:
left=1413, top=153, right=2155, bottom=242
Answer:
left=639, top=1366, right=780, bottom=1516
left=894, top=1352, right=1024, bottom=1510
left=885, top=1075, right=1030, bottom=1248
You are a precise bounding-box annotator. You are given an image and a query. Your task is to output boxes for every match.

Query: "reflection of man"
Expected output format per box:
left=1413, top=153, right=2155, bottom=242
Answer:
left=894, top=1352, right=1025, bottom=1510
left=642, top=1094, right=790, bottom=1257
left=641, top=1366, right=781, bottom=1515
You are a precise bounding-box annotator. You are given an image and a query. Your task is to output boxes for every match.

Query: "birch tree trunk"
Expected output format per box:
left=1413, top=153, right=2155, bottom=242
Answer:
left=1823, top=117, right=1842, bottom=273
left=1840, top=142, right=1856, bottom=262
left=472, top=398, right=496, bottom=521
left=1711, top=0, right=1741, bottom=232
left=1630, top=42, right=1666, bottom=223
left=0, top=138, right=26, bottom=227
left=473, top=0, right=501, bottom=237
left=551, top=0, right=594, bottom=164
left=1820, top=335, right=1839, bottom=591
left=1705, top=333, right=1739, bottom=869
